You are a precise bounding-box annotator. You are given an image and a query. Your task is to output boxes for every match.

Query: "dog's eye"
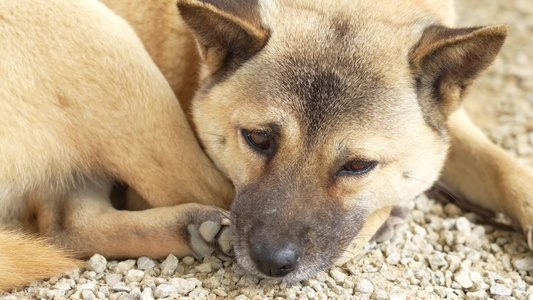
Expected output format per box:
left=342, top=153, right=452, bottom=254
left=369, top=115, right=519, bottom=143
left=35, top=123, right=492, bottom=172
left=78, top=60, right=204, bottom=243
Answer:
left=243, top=129, right=271, bottom=151
left=339, top=160, right=378, bottom=176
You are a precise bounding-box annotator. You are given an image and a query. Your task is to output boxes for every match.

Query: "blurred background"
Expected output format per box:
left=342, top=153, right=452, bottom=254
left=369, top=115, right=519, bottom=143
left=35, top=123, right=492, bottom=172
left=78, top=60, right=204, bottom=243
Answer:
left=456, top=0, right=533, bottom=166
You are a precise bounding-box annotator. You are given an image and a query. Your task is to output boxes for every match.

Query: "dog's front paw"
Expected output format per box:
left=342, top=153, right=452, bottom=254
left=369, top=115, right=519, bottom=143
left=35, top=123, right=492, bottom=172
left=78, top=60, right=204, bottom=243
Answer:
left=186, top=208, right=234, bottom=259
left=370, top=206, right=408, bottom=243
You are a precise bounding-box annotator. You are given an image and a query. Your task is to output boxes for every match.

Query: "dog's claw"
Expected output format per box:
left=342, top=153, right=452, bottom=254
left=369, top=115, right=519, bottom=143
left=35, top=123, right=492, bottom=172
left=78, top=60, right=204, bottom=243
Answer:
left=527, top=226, right=533, bottom=251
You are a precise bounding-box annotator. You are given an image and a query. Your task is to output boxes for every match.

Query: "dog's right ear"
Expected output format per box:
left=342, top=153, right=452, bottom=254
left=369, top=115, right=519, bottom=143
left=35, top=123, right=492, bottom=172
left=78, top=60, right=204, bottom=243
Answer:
left=409, top=25, right=507, bottom=117
left=177, top=0, right=269, bottom=74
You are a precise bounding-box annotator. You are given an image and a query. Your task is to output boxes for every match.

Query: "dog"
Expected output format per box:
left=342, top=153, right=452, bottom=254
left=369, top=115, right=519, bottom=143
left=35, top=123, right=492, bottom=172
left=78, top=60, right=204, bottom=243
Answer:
left=2, top=0, right=533, bottom=291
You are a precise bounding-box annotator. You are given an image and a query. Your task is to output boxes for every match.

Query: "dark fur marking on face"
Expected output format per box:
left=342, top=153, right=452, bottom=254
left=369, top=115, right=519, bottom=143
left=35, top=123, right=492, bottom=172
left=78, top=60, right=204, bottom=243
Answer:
left=273, top=52, right=385, bottom=142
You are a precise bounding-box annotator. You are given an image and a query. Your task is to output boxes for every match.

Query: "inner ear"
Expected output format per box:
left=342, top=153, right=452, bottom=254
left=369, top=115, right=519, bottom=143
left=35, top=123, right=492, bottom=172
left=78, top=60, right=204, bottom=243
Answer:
left=177, top=0, right=270, bottom=74
left=410, top=25, right=507, bottom=117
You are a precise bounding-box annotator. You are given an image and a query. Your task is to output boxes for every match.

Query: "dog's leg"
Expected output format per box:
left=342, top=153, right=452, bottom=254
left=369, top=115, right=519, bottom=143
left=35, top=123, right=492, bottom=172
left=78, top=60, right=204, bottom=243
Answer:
left=441, top=108, right=533, bottom=247
left=31, top=179, right=233, bottom=259
left=98, top=85, right=234, bottom=210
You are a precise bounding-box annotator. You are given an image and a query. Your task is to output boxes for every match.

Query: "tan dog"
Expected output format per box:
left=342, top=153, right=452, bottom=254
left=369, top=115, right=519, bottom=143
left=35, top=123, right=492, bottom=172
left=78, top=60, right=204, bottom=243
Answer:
left=1, top=0, right=533, bottom=290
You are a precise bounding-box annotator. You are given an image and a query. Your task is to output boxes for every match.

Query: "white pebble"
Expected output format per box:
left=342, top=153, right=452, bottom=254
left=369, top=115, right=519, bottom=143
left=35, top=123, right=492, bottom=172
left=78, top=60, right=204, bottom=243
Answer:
left=140, top=288, right=154, bottom=300
left=513, top=256, right=533, bottom=271
left=170, top=278, right=196, bottom=295
left=160, top=254, right=179, bottom=276
left=81, top=290, right=96, bottom=300
left=189, top=288, right=209, bottom=298
left=105, top=274, right=123, bottom=286
left=356, top=279, right=374, bottom=294
left=454, top=269, right=473, bottom=289
left=465, top=291, right=489, bottom=300
left=490, top=283, right=512, bottom=296
left=137, top=257, right=156, bottom=270
left=88, top=254, right=107, bottom=273
left=386, top=252, right=401, bottom=265
left=372, top=289, right=389, bottom=300
left=455, top=217, right=472, bottom=233
left=330, top=268, right=347, bottom=282
left=195, top=262, right=213, bottom=273
left=429, top=252, right=448, bottom=268
left=125, top=269, right=145, bottom=283
left=154, top=284, right=177, bottom=298
left=115, top=260, right=136, bottom=274
left=182, top=256, right=196, bottom=265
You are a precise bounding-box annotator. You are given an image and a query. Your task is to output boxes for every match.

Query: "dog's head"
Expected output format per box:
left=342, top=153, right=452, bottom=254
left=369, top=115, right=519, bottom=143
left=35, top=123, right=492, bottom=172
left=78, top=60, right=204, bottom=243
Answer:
left=178, top=0, right=507, bottom=280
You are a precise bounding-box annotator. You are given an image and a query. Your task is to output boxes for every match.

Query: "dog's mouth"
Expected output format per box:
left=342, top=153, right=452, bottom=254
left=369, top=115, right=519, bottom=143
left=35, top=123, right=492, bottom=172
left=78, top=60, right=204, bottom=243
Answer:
left=230, top=201, right=369, bottom=281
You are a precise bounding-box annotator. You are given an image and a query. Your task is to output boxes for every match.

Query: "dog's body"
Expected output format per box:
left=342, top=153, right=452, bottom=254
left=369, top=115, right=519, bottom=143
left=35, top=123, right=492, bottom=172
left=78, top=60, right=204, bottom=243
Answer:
left=1, top=0, right=533, bottom=290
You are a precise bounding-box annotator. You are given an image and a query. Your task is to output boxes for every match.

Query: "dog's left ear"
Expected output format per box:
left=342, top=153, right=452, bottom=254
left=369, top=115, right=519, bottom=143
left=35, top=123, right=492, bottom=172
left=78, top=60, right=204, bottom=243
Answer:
left=410, top=25, right=508, bottom=116
left=177, top=0, right=269, bottom=74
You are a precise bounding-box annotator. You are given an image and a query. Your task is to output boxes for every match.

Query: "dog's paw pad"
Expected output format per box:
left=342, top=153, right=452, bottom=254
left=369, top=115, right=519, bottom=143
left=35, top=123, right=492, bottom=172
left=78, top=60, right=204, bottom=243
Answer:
left=199, top=221, right=221, bottom=243
left=370, top=206, right=408, bottom=243
left=219, top=227, right=233, bottom=256
left=188, top=216, right=234, bottom=259
left=188, top=224, right=214, bottom=257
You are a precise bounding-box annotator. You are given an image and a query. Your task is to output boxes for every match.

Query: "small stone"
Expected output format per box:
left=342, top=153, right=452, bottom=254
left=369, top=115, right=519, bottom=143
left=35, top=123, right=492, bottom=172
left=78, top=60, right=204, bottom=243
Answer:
left=125, top=269, right=145, bottom=283
left=455, top=217, right=472, bottom=234
left=154, top=284, right=177, bottom=298
left=513, top=256, right=533, bottom=271
left=356, top=279, right=374, bottom=294
left=140, top=288, right=154, bottom=300
left=212, top=289, right=228, bottom=297
left=330, top=268, right=347, bottom=283
left=115, top=260, right=136, bottom=274
left=182, top=256, right=196, bottom=265
left=111, top=282, right=132, bottom=293
left=465, top=291, right=490, bottom=300
left=444, top=204, right=462, bottom=216
left=372, top=289, right=389, bottom=300
left=160, top=254, right=179, bottom=276
left=189, top=288, right=209, bottom=298
left=137, top=257, right=156, bottom=270
left=195, top=262, right=213, bottom=273
left=88, top=254, right=107, bottom=273
left=490, top=283, right=512, bottom=296
left=129, top=288, right=142, bottom=300
left=77, top=283, right=96, bottom=292
left=82, top=290, right=96, bottom=300
left=454, top=269, right=473, bottom=289
left=105, top=274, right=123, bottom=286
left=386, top=252, right=401, bottom=265
left=469, top=271, right=483, bottom=284
left=170, top=278, right=196, bottom=295
left=429, top=252, right=448, bottom=268
left=53, top=282, right=72, bottom=292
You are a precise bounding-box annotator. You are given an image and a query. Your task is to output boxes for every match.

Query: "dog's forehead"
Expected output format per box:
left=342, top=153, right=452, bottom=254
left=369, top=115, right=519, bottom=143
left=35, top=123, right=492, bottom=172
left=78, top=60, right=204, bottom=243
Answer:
left=243, top=9, right=419, bottom=137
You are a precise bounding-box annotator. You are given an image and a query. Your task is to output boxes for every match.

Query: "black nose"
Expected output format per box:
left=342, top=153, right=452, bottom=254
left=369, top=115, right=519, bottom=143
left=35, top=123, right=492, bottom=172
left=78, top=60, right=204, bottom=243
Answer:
left=249, top=242, right=300, bottom=277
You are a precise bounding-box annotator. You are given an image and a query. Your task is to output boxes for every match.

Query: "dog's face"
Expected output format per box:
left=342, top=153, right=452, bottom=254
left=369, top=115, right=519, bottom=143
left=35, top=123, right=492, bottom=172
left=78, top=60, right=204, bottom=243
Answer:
left=178, top=0, right=506, bottom=280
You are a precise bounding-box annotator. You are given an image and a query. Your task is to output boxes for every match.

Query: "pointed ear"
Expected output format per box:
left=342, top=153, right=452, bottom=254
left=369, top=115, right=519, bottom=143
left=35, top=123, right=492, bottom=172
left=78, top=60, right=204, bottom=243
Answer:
left=177, top=0, right=270, bottom=74
left=410, top=25, right=507, bottom=116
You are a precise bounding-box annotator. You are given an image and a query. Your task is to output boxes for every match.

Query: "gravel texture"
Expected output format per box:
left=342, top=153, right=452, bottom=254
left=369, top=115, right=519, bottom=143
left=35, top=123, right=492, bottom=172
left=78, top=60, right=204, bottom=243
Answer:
left=2, top=0, right=533, bottom=299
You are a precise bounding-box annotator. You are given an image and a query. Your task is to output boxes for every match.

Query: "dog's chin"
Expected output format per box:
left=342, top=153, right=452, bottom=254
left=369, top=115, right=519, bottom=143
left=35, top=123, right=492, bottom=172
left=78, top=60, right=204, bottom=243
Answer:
left=232, top=243, right=337, bottom=282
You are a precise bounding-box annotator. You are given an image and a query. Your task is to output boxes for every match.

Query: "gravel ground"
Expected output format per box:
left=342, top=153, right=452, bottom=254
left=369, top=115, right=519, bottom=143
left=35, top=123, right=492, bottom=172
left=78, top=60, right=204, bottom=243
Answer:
left=2, top=0, right=533, bottom=299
